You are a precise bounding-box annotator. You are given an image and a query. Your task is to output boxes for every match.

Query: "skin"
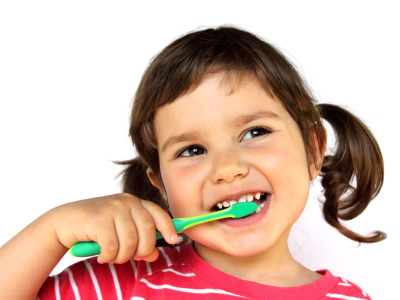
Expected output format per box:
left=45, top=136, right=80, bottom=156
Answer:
left=0, top=195, right=177, bottom=299
left=0, top=72, right=324, bottom=299
left=148, top=72, right=324, bottom=286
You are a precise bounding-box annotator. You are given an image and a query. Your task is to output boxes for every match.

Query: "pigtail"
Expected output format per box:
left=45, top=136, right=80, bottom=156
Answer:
left=318, top=104, right=386, bottom=243
left=115, top=158, right=190, bottom=247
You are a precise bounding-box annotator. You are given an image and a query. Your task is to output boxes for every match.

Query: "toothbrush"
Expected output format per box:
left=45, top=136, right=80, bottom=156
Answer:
left=70, top=202, right=258, bottom=257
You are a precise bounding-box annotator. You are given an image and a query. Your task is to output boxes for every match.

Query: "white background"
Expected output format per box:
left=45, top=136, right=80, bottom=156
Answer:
left=0, top=1, right=398, bottom=299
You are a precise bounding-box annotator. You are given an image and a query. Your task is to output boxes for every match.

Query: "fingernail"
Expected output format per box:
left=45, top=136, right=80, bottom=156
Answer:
left=170, top=234, right=178, bottom=244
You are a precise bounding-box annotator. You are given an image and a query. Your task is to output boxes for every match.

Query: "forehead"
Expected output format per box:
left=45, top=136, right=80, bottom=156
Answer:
left=152, top=72, right=292, bottom=145
left=197, top=69, right=273, bottom=97
left=156, top=72, right=276, bottom=117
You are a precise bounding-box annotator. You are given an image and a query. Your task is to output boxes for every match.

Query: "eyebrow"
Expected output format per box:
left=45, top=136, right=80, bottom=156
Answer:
left=232, top=110, right=280, bottom=128
left=161, top=131, right=201, bottom=153
left=160, top=110, right=280, bottom=153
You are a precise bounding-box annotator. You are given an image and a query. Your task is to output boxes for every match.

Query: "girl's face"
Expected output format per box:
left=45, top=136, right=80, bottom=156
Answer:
left=149, top=73, right=320, bottom=258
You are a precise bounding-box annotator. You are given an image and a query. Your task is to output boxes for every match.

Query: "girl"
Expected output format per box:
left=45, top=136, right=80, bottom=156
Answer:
left=0, top=26, right=385, bottom=299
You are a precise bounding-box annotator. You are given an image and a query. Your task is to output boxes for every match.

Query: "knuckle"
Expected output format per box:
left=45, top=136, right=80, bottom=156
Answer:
left=102, top=240, right=119, bottom=254
left=118, top=192, right=135, bottom=200
left=141, top=199, right=160, bottom=210
left=139, top=217, right=156, bottom=232
left=106, top=193, right=141, bottom=210
left=107, top=198, right=127, bottom=209
left=119, top=192, right=141, bottom=203
left=124, top=236, right=138, bottom=250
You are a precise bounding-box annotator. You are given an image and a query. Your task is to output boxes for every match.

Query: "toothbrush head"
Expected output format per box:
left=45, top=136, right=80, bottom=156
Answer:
left=224, top=202, right=258, bottom=218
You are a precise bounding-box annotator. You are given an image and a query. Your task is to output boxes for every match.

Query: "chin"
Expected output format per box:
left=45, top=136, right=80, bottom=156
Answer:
left=224, top=247, right=264, bottom=258
left=199, top=238, right=273, bottom=258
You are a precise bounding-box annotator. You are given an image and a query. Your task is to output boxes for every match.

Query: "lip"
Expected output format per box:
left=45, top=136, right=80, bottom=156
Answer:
left=210, top=189, right=269, bottom=211
left=219, top=193, right=271, bottom=227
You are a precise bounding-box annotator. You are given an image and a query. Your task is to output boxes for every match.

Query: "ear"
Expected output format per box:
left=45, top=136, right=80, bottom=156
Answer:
left=309, top=128, right=326, bottom=180
left=146, top=168, right=162, bottom=190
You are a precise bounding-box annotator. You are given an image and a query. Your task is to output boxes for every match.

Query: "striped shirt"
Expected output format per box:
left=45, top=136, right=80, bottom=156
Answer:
left=38, top=243, right=371, bottom=299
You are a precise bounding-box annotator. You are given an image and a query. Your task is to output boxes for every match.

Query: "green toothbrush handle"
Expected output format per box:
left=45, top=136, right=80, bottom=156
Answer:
left=70, top=203, right=257, bottom=257
left=71, top=211, right=231, bottom=256
left=71, top=215, right=228, bottom=256
left=155, top=219, right=189, bottom=239
left=70, top=241, right=101, bottom=257
left=72, top=214, right=228, bottom=256
left=71, top=230, right=175, bottom=256
left=155, top=232, right=163, bottom=240
left=70, top=227, right=179, bottom=257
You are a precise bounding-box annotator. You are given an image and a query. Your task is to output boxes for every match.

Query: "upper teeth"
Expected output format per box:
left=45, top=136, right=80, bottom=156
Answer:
left=214, top=192, right=266, bottom=212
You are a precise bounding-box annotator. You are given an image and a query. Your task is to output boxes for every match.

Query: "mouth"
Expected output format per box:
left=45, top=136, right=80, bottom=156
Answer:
left=212, top=192, right=268, bottom=217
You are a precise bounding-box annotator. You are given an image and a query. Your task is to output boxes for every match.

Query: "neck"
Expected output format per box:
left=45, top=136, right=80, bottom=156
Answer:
left=193, top=237, right=321, bottom=287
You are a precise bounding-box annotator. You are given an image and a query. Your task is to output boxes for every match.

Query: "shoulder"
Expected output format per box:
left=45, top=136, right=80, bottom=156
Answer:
left=318, top=269, right=372, bottom=299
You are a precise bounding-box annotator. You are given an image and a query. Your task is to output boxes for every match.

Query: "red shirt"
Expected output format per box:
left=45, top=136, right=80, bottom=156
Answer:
left=38, top=243, right=371, bottom=299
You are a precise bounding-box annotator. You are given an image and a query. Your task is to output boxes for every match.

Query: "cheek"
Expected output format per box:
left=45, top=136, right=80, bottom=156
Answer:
left=268, top=146, right=310, bottom=215
left=249, top=140, right=310, bottom=193
left=249, top=140, right=308, bottom=172
left=161, top=165, right=205, bottom=218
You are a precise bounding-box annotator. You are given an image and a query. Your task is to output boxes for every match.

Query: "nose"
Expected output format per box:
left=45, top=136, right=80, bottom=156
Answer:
left=210, top=149, right=249, bottom=184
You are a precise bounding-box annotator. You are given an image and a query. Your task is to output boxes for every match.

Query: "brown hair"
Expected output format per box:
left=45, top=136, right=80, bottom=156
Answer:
left=118, top=26, right=386, bottom=246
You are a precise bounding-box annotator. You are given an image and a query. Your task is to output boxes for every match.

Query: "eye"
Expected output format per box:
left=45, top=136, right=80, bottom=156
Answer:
left=177, top=145, right=207, bottom=157
left=241, top=127, right=271, bottom=141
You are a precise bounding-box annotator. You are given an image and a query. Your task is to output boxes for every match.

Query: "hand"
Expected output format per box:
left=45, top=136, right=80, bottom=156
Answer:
left=50, top=193, right=177, bottom=263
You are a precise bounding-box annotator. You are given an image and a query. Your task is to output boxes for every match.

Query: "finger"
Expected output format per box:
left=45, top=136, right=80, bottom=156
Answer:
left=142, top=247, right=160, bottom=262
left=95, top=223, right=120, bottom=264
left=108, top=212, right=139, bottom=264
left=140, top=200, right=178, bottom=245
left=130, top=202, right=158, bottom=258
